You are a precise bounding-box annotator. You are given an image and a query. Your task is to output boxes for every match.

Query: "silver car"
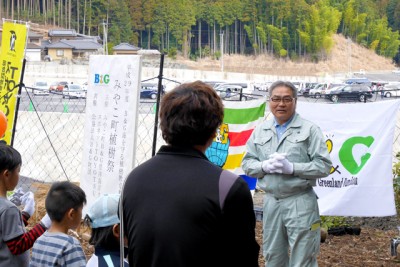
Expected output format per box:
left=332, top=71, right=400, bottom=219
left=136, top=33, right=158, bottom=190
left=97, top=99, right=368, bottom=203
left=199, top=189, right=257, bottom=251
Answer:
left=62, top=84, right=86, bottom=99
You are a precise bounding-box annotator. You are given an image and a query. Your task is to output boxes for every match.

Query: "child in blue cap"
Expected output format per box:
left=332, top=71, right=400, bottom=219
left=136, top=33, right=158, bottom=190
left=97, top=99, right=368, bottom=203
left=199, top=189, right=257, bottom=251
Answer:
left=85, top=194, right=129, bottom=267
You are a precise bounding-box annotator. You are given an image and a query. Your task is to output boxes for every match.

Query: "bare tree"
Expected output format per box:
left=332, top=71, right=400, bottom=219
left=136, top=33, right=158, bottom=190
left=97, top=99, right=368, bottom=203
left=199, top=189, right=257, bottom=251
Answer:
left=68, top=0, right=71, bottom=29
left=83, top=0, right=86, bottom=35
left=76, top=0, right=79, bottom=33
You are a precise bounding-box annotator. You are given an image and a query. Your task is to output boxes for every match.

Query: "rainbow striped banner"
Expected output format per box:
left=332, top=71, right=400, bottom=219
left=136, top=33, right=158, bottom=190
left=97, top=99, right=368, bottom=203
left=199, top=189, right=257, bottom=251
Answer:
left=206, top=98, right=266, bottom=192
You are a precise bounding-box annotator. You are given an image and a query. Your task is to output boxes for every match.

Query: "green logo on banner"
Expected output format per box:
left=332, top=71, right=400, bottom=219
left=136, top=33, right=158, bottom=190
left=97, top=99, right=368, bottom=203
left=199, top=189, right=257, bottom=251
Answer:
left=338, top=136, right=374, bottom=175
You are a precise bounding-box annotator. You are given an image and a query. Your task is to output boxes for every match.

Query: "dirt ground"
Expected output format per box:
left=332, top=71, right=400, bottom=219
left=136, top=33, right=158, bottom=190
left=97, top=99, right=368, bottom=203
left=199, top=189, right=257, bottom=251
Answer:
left=175, top=34, right=397, bottom=76
left=25, top=182, right=400, bottom=267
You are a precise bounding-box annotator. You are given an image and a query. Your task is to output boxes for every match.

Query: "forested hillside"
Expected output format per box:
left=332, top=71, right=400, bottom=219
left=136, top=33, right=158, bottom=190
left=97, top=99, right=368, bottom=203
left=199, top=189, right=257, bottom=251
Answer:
left=2, top=0, right=400, bottom=64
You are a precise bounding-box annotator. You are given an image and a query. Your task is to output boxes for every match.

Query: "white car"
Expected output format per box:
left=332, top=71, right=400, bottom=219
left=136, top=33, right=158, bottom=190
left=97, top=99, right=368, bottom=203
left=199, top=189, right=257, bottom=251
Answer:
left=382, top=83, right=400, bottom=98
left=32, top=81, right=49, bottom=96
left=392, top=69, right=400, bottom=74
left=62, top=84, right=86, bottom=99
left=353, top=69, right=366, bottom=75
left=214, top=83, right=248, bottom=101
left=309, top=83, right=327, bottom=98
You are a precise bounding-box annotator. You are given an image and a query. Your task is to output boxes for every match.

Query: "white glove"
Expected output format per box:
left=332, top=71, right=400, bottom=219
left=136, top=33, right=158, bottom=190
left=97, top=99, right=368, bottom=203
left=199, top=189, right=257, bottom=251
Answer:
left=279, top=158, right=294, bottom=174
left=269, top=152, right=293, bottom=174
left=269, top=152, right=287, bottom=160
left=262, top=158, right=283, bottom=173
left=21, top=191, right=35, bottom=216
left=40, top=213, right=52, bottom=229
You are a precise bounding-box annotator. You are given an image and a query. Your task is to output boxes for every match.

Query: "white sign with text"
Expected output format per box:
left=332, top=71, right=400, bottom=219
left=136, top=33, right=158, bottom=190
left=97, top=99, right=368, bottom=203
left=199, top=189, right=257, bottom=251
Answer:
left=81, top=55, right=141, bottom=212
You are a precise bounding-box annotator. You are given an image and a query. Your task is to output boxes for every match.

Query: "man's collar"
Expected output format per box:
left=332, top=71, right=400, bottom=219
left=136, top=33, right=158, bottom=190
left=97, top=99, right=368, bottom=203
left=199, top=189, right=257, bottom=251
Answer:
left=274, top=114, right=295, bottom=127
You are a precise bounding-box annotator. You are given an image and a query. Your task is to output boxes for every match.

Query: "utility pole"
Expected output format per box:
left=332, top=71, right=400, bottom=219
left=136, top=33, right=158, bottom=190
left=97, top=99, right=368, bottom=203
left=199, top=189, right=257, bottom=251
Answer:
left=347, top=37, right=352, bottom=77
left=220, top=32, right=224, bottom=72
left=101, top=19, right=108, bottom=55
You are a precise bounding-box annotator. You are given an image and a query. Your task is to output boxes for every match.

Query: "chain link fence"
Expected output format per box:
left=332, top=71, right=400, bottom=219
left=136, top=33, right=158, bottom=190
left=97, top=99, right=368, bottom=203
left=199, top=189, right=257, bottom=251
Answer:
left=10, top=79, right=400, bottom=194
left=12, top=76, right=180, bottom=192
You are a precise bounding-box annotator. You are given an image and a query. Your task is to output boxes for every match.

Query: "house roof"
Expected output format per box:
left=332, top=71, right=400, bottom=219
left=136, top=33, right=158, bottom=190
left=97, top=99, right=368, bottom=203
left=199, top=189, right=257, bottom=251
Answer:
left=48, top=29, right=77, bottom=37
left=26, top=43, right=41, bottom=49
left=46, top=40, right=74, bottom=49
left=62, top=39, right=102, bottom=50
left=41, top=39, right=51, bottom=48
left=46, top=39, right=102, bottom=50
left=113, top=43, right=140, bottom=51
left=76, top=33, right=102, bottom=43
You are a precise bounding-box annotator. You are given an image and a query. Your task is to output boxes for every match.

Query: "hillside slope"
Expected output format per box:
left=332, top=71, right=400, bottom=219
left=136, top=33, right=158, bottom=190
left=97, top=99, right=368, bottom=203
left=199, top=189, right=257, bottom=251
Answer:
left=176, top=34, right=397, bottom=76
left=29, top=22, right=396, bottom=77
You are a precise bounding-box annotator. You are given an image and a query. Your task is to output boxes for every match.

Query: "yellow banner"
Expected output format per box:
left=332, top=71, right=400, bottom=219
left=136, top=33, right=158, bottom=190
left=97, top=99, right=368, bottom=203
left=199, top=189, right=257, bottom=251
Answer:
left=0, top=22, right=28, bottom=144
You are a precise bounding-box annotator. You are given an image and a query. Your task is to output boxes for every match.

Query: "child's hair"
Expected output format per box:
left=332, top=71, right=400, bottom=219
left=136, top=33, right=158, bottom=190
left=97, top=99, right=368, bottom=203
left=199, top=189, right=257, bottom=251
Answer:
left=89, top=225, right=120, bottom=250
left=0, top=143, right=21, bottom=172
left=85, top=194, right=120, bottom=250
left=45, top=181, right=87, bottom=222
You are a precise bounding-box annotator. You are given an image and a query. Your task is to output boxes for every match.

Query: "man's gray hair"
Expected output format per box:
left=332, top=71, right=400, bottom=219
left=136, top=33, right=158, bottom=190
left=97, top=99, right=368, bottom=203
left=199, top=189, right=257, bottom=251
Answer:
left=269, top=81, right=298, bottom=98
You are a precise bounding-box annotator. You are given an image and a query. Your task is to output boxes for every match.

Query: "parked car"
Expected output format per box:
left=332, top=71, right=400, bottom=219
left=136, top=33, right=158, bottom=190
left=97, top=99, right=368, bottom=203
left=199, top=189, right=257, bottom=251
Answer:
left=392, top=68, right=400, bottom=74
left=309, top=84, right=326, bottom=98
left=56, top=81, right=69, bottom=91
left=49, top=81, right=58, bottom=91
left=345, top=77, right=372, bottom=86
left=81, top=82, right=88, bottom=92
left=323, top=85, right=346, bottom=99
left=324, top=84, right=373, bottom=102
left=353, top=69, right=366, bottom=75
left=214, top=83, right=248, bottom=101
left=381, top=82, right=400, bottom=98
left=32, top=81, right=49, bottom=96
left=62, top=84, right=86, bottom=99
left=140, top=83, right=165, bottom=99
left=300, top=83, right=318, bottom=97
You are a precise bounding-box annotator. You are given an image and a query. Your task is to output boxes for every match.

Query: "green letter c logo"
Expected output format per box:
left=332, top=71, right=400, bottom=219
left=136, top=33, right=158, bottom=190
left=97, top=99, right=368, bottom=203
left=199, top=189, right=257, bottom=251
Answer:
left=338, top=136, right=374, bottom=175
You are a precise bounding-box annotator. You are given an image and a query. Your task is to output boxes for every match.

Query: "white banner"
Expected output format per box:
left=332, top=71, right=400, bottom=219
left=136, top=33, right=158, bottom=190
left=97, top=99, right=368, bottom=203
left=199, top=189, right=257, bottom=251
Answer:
left=81, top=55, right=141, bottom=213
left=297, top=100, right=400, bottom=216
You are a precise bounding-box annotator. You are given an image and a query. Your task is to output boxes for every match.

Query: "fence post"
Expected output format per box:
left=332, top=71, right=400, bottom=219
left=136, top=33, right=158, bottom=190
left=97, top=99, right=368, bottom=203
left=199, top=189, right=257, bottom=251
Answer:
left=151, top=53, right=165, bottom=157
left=28, top=101, right=34, bottom=111
left=63, top=102, right=69, bottom=113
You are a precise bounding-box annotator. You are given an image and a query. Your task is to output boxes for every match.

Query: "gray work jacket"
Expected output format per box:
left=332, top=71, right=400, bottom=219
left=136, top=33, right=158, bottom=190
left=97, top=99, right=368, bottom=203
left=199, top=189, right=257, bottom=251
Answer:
left=242, top=113, right=332, bottom=199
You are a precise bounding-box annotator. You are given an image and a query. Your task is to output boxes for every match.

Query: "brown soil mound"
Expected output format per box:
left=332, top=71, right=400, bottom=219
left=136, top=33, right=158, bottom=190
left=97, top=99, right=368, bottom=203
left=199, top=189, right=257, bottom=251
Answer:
left=176, top=34, right=396, bottom=77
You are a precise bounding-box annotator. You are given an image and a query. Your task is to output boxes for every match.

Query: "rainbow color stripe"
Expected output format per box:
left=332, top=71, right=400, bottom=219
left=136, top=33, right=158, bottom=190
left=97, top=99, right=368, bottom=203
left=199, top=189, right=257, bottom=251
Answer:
left=206, top=99, right=266, bottom=174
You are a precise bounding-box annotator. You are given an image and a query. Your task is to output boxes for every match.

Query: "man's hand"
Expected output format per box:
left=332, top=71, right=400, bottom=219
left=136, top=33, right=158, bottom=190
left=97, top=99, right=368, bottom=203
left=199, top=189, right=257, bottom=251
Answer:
left=262, top=158, right=283, bottom=174
left=21, top=191, right=35, bottom=216
left=279, top=158, right=294, bottom=174
left=269, top=152, right=293, bottom=174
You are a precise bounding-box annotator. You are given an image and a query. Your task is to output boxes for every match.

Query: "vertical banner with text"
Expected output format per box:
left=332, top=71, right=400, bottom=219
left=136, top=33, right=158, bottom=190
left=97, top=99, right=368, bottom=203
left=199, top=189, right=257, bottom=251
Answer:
left=81, top=55, right=141, bottom=213
left=0, top=22, right=28, bottom=144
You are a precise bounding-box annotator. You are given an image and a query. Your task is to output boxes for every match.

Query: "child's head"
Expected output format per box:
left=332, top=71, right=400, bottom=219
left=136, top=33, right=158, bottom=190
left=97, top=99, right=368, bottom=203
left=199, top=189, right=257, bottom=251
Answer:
left=85, top=194, right=121, bottom=250
left=46, top=181, right=86, bottom=229
left=0, top=143, right=22, bottom=191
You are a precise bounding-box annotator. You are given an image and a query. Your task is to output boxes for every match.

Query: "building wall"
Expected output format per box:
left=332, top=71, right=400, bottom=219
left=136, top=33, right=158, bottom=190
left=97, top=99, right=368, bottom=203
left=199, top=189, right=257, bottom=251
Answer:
left=26, top=50, right=41, bottom=62
left=48, top=48, right=73, bottom=60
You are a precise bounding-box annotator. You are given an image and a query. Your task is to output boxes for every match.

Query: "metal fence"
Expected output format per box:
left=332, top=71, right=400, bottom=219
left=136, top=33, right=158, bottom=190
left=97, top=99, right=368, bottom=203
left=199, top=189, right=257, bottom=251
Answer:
left=12, top=76, right=180, bottom=192
left=10, top=79, right=400, bottom=194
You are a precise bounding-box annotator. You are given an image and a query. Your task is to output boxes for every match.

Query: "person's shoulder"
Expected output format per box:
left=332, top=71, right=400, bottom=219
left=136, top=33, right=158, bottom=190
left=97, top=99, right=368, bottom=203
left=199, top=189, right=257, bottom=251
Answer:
left=0, top=197, right=16, bottom=209
left=296, top=114, right=321, bottom=128
left=253, top=119, right=273, bottom=132
left=0, top=199, right=21, bottom=217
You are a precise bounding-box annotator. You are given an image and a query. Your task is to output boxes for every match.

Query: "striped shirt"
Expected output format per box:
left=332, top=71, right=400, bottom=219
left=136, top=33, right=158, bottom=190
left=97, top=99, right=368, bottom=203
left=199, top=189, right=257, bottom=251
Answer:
left=30, top=232, right=86, bottom=267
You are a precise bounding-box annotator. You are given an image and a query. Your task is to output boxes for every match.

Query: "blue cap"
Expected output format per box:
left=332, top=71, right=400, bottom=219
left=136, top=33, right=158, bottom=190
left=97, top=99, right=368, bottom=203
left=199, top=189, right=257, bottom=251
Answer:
left=87, top=194, right=120, bottom=228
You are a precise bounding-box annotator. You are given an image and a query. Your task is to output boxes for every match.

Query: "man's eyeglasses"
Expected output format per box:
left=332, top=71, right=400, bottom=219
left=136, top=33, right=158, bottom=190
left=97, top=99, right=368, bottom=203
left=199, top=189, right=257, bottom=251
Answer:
left=269, top=96, right=296, bottom=103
